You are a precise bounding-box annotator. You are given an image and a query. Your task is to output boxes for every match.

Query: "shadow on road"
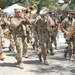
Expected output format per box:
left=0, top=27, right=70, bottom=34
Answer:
left=0, top=62, right=17, bottom=68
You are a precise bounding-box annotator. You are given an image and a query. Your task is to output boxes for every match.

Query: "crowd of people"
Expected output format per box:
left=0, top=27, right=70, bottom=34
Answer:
left=0, top=6, right=75, bottom=69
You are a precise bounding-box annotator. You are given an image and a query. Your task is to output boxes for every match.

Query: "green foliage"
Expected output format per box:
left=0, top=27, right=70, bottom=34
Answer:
left=0, top=0, right=13, bottom=8
left=1, top=0, right=74, bottom=12
left=69, top=0, right=75, bottom=10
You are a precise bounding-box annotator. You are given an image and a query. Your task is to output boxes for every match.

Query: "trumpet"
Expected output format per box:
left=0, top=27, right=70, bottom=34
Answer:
left=28, top=5, right=34, bottom=11
left=24, top=5, right=35, bottom=14
left=24, top=8, right=30, bottom=14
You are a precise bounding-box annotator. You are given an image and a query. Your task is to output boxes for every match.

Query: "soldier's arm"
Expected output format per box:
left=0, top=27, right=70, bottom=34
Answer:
left=10, top=18, right=17, bottom=25
left=21, top=16, right=31, bottom=25
left=3, top=18, right=10, bottom=26
left=61, top=19, right=67, bottom=34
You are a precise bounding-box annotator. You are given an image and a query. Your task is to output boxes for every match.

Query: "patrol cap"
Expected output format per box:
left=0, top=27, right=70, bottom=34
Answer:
left=22, top=8, right=27, bottom=11
left=15, top=8, right=20, bottom=12
left=39, top=7, right=49, bottom=15
left=68, top=10, right=75, bottom=15
left=9, top=14, right=14, bottom=18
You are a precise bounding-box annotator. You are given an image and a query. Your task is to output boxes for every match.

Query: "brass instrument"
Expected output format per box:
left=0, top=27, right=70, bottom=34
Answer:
left=28, top=5, right=34, bottom=11
left=24, top=9, right=30, bottom=14
left=24, top=5, right=35, bottom=14
left=25, top=5, right=35, bottom=14
left=65, top=22, right=75, bottom=40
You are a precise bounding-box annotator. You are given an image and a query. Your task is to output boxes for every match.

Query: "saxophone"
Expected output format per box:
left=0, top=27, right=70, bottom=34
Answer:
left=65, top=22, right=75, bottom=40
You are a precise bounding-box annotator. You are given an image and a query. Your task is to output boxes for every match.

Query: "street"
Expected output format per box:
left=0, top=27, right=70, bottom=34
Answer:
left=0, top=33, right=75, bottom=75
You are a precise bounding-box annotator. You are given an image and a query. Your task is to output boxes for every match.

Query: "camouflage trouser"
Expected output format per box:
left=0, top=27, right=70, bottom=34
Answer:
left=27, top=31, right=30, bottom=43
left=46, top=36, right=53, bottom=51
left=40, top=43, right=47, bottom=58
left=22, top=37, right=27, bottom=55
left=72, top=33, right=75, bottom=52
left=39, top=35, right=47, bottom=58
left=9, top=33, right=15, bottom=51
left=15, top=37, right=23, bottom=62
left=66, top=38, right=74, bottom=53
left=0, top=37, right=2, bottom=53
left=51, top=28, right=57, bottom=47
left=33, top=32, right=39, bottom=49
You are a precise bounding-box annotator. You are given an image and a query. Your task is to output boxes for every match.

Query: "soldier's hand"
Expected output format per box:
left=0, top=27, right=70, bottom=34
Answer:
left=65, top=31, right=71, bottom=35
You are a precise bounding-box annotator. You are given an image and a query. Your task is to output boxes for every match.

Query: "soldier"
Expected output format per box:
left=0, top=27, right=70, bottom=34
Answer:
left=49, top=12, right=59, bottom=50
left=21, top=8, right=28, bottom=58
left=30, top=14, right=39, bottom=50
left=61, top=10, right=75, bottom=61
left=44, top=10, right=55, bottom=55
left=36, top=8, right=52, bottom=65
left=7, top=15, right=16, bottom=53
left=0, top=8, right=5, bottom=60
left=60, top=10, right=68, bottom=23
left=4, top=8, right=29, bottom=69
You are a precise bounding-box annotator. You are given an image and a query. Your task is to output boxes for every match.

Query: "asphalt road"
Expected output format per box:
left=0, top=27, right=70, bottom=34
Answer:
left=0, top=34, right=75, bottom=75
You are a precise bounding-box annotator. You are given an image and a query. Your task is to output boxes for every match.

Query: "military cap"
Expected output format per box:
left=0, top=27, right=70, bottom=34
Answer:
left=15, top=8, right=20, bottom=12
left=9, top=15, right=14, bottom=18
left=22, top=8, right=27, bottom=11
left=39, top=7, right=49, bottom=15
left=68, top=10, right=75, bottom=15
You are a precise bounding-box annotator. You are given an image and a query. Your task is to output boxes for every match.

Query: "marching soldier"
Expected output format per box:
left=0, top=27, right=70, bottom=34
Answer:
left=44, top=10, right=55, bottom=55
left=0, top=8, right=5, bottom=60
left=36, top=8, right=52, bottom=65
left=21, top=8, right=28, bottom=58
left=60, top=10, right=68, bottom=23
left=61, top=10, right=75, bottom=61
left=7, top=15, right=16, bottom=53
left=4, top=8, right=29, bottom=69
left=48, top=12, right=59, bottom=50
left=30, top=14, right=39, bottom=50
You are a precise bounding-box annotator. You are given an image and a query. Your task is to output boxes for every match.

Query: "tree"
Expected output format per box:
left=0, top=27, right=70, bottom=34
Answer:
left=69, top=0, right=75, bottom=10
left=0, top=0, right=26, bottom=9
left=0, top=0, right=59, bottom=13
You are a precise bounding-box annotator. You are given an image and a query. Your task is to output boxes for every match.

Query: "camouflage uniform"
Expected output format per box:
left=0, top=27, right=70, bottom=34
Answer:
left=45, top=14, right=55, bottom=55
left=26, top=24, right=31, bottom=43
left=0, top=23, right=3, bottom=54
left=0, top=22, right=4, bottom=60
left=52, top=16, right=59, bottom=50
left=21, top=24, right=28, bottom=58
left=32, top=16, right=39, bottom=50
left=11, top=17, right=26, bottom=69
left=8, top=16, right=16, bottom=53
left=36, top=16, right=49, bottom=65
left=61, top=16, right=75, bottom=61
left=9, top=29, right=16, bottom=52
left=0, top=8, right=5, bottom=60
left=4, top=12, right=29, bottom=68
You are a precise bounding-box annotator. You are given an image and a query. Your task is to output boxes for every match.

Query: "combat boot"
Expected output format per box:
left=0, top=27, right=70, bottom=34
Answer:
left=55, top=46, right=59, bottom=50
left=43, top=57, right=49, bottom=65
left=24, top=53, right=28, bottom=58
left=17, top=61, right=24, bottom=69
left=50, top=50, right=55, bottom=55
left=69, top=53, right=74, bottom=62
left=64, top=50, right=68, bottom=58
left=0, top=53, right=5, bottom=60
left=35, top=47, right=39, bottom=51
left=32, top=43, right=35, bottom=49
left=47, top=50, right=49, bottom=53
left=73, top=51, right=75, bottom=54
left=37, top=52, right=42, bottom=61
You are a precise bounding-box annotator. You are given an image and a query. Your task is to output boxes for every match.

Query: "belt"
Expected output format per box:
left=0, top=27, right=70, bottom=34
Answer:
left=17, top=36, right=27, bottom=37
